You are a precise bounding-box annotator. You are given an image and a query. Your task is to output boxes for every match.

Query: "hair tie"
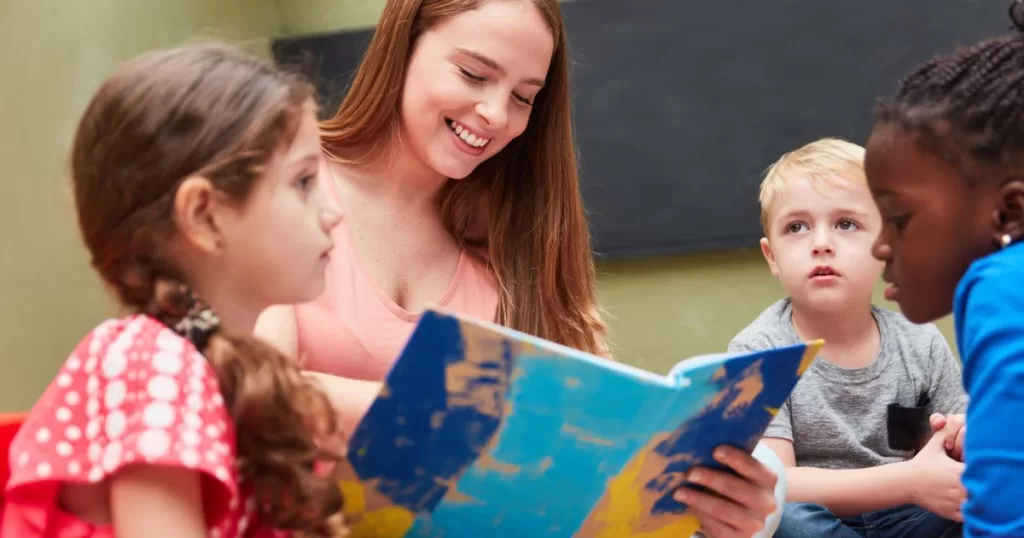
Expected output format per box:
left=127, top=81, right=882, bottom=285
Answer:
left=172, top=292, right=221, bottom=351
left=1010, top=0, right=1024, bottom=33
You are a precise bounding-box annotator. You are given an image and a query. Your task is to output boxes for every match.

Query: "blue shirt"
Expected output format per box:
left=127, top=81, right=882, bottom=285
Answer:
left=955, top=241, right=1024, bottom=537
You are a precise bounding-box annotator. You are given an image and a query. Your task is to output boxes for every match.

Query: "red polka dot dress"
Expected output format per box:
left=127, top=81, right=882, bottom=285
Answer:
left=1, top=315, right=283, bottom=537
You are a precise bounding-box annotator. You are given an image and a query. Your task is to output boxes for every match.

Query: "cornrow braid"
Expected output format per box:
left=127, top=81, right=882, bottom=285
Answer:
left=876, top=0, right=1024, bottom=177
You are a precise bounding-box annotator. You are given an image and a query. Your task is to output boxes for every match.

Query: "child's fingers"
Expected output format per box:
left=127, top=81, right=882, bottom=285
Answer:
left=930, top=413, right=947, bottom=432
left=954, top=426, right=967, bottom=459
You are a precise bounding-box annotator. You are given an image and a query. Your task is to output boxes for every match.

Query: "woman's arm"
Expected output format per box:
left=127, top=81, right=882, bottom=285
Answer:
left=110, top=466, right=206, bottom=538
left=254, top=305, right=382, bottom=435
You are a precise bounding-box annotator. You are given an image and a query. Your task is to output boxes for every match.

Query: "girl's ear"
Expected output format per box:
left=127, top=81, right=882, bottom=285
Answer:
left=173, top=176, right=223, bottom=255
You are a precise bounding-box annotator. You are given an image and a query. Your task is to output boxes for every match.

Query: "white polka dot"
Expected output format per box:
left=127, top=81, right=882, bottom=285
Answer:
left=88, top=467, right=103, bottom=482
left=102, top=350, right=127, bottom=379
left=127, top=372, right=137, bottom=382
left=56, top=373, right=73, bottom=388
left=65, top=391, right=81, bottom=406
left=148, top=376, right=179, bottom=401
left=36, top=428, right=51, bottom=444
left=153, top=351, right=183, bottom=376
left=104, top=380, right=126, bottom=409
left=88, top=442, right=102, bottom=462
left=143, top=402, right=175, bottom=429
left=68, top=460, right=82, bottom=474
left=103, top=441, right=122, bottom=472
left=186, top=394, right=203, bottom=411
left=214, top=467, right=229, bottom=481
left=205, top=424, right=219, bottom=438
left=86, top=376, right=100, bottom=396
left=184, top=413, right=202, bottom=430
left=189, top=378, right=204, bottom=393
left=84, top=357, right=97, bottom=374
left=36, top=462, right=52, bottom=477
left=105, top=410, right=126, bottom=440
left=57, top=441, right=73, bottom=457
left=17, top=452, right=29, bottom=466
left=86, top=399, right=100, bottom=417
left=156, top=331, right=184, bottom=353
left=66, top=425, right=82, bottom=441
left=138, top=429, right=171, bottom=461
left=210, top=529, right=222, bottom=538
left=56, top=407, right=72, bottom=422
left=181, top=449, right=200, bottom=468
left=67, top=356, right=82, bottom=371
left=206, top=450, right=219, bottom=463
left=86, top=419, right=100, bottom=440
left=211, top=393, right=224, bottom=407
left=216, top=441, right=230, bottom=455
left=182, top=430, right=201, bottom=447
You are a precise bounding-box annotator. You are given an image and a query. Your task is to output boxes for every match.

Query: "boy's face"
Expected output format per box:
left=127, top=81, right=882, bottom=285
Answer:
left=761, top=173, right=884, bottom=313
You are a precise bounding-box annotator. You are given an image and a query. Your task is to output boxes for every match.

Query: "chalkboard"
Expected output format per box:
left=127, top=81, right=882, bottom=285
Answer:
left=272, top=0, right=1008, bottom=259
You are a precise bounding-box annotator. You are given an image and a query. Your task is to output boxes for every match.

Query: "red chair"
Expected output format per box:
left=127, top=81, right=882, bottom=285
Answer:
left=0, top=413, right=27, bottom=504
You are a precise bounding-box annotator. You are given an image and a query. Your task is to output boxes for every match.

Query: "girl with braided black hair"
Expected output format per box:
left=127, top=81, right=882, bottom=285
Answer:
left=866, top=1, right=1024, bottom=534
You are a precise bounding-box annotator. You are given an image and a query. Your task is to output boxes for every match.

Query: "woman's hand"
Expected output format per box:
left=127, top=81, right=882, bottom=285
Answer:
left=674, top=446, right=778, bottom=538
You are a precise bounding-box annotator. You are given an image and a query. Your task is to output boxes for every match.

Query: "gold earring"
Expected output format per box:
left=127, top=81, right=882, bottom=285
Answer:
left=1002, top=234, right=1013, bottom=248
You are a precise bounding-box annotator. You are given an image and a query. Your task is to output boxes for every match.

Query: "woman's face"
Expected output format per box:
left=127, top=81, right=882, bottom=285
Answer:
left=399, top=0, right=555, bottom=180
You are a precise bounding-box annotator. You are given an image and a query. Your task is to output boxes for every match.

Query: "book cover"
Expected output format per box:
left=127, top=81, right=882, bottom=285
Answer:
left=333, top=309, right=819, bottom=537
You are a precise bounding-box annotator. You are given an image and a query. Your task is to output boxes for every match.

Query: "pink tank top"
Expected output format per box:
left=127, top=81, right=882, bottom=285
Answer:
left=294, top=174, right=499, bottom=381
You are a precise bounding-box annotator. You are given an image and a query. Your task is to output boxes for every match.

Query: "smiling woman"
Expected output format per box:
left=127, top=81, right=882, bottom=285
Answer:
left=254, top=1, right=783, bottom=536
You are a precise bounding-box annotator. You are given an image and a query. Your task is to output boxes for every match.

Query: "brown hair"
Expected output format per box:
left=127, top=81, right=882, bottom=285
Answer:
left=320, top=0, right=610, bottom=357
left=71, top=43, right=344, bottom=535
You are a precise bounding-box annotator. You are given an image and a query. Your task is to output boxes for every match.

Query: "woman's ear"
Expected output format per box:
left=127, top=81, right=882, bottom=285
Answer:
left=173, top=176, right=223, bottom=255
left=994, top=179, right=1024, bottom=245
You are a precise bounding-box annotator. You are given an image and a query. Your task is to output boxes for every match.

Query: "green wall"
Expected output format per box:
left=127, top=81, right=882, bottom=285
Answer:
left=0, top=0, right=956, bottom=411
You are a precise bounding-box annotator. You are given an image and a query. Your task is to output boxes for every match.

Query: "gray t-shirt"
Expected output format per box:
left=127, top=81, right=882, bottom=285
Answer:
left=728, top=298, right=967, bottom=470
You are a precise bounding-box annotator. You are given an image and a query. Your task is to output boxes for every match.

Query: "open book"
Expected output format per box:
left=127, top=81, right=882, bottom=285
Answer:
left=334, top=309, right=820, bottom=537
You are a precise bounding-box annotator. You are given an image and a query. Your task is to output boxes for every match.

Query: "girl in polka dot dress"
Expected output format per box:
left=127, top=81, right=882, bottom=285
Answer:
left=1, top=43, right=346, bottom=538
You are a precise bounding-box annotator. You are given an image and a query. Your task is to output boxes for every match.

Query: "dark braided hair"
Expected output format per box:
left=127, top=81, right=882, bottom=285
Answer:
left=876, top=0, right=1024, bottom=178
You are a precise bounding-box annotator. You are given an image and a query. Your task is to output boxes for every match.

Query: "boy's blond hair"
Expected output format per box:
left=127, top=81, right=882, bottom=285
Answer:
left=759, top=137, right=867, bottom=235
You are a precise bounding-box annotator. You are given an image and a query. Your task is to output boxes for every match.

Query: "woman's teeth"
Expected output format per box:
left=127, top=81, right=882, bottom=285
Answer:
left=449, top=119, right=490, bottom=148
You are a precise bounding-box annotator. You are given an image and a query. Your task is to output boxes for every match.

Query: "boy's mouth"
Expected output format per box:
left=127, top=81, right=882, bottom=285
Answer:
left=808, top=265, right=840, bottom=278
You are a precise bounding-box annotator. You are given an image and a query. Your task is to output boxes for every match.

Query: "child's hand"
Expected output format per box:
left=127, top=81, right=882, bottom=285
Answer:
left=930, top=412, right=966, bottom=461
left=673, top=446, right=777, bottom=538
left=908, top=431, right=966, bottom=522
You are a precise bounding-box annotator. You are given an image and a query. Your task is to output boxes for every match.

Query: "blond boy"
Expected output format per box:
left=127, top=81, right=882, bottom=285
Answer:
left=729, top=139, right=967, bottom=537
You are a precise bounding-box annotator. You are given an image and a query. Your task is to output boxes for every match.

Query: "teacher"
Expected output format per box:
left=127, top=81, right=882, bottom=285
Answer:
left=256, top=0, right=782, bottom=536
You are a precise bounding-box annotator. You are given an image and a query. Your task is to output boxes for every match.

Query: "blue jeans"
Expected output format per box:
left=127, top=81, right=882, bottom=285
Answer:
left=774, top=502, right=962, bottom=538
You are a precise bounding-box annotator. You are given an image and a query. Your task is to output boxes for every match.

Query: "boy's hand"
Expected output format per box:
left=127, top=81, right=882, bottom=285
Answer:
left=930, top=412, right=966, bottom=461
left=907, top=429, right=966, bottom=521
left=673, top=446, right=777, bottom=538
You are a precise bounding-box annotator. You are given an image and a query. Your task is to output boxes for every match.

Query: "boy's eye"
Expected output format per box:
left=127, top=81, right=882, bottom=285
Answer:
left=836, top=218, right=859, bottom=231
left=786, top=222, right=809, bottom=234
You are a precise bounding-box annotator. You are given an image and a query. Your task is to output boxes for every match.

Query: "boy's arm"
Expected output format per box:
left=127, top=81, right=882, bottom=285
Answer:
left=764, top=436, right=919, bottom=517
left=743, top=339, right=921, bottom=518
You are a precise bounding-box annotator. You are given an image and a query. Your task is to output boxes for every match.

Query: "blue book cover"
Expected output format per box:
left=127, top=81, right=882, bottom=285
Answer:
left=334, top=309, right=820, bottom=537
